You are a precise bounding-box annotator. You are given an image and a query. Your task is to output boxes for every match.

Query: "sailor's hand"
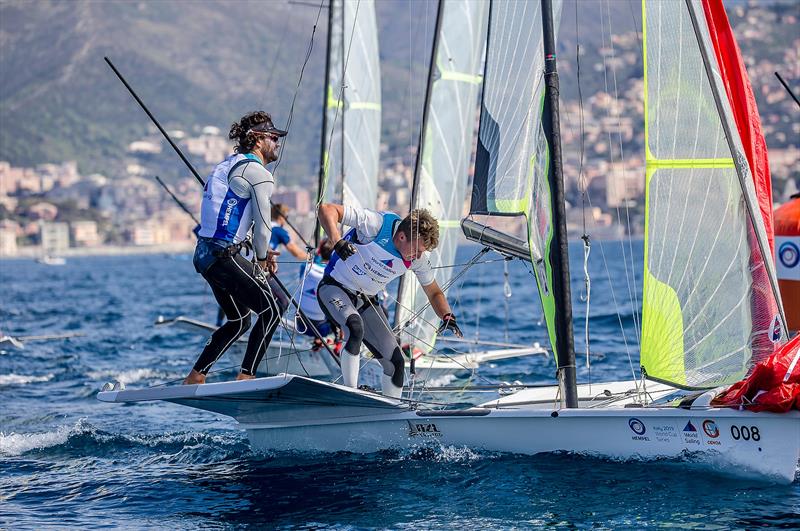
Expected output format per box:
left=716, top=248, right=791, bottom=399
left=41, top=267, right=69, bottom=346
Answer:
left=259, top=250, right=280, bottom=274
left=334, top=239, right=357, bottom=260
left=436, top=313, right=463, bottom=338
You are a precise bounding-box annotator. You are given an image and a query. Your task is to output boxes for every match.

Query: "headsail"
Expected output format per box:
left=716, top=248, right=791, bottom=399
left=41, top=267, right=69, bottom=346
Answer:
left=466, top=0, right=562, bottom=362
left=640, top=0, right=787, bottom=389
left=395, top=0, right=489, bottom=351
left=319, top=0, right=381, bottom=212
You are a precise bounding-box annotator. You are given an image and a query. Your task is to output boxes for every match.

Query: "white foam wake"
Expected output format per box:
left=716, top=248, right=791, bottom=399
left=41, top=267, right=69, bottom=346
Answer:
left=0, top=373, right=54, bottom=385
left=87, top=368, right=168, bottom=385
left=0, top=420, right=84, bottom=456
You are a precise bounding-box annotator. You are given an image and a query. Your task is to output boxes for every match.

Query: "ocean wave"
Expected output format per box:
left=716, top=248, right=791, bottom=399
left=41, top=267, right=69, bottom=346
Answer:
left=0, top=418, right=248, bottom=461
left=0, top=419, right=85, bottom=456
left=86, top=368, right=174, bottom=385
left=0, top=373, right=54, bottom=385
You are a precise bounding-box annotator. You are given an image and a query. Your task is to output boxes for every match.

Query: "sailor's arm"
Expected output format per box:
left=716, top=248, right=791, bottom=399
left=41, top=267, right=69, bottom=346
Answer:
left=246, top=169, right=278, bottom=272
left=421, top=280, right=451, bottom=319
left=318, top=203, right=345, bottom=242
left=284, top=240, right=307, bottom=260
left=318, top=203, right=359, bottom=260
left=422, top=280, right=463, bottom=338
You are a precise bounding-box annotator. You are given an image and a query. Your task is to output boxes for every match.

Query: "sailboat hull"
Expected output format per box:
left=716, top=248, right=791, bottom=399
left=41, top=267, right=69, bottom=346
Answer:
left=244, top=406, right=798, bottom=484
left=98, top=375, right=799, bottom=483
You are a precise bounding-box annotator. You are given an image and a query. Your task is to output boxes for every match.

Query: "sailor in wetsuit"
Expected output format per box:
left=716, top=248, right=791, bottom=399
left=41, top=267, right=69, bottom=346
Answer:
left=184, top=111, right=287, bottom=384
left=316, top=203, right=463, bottom=397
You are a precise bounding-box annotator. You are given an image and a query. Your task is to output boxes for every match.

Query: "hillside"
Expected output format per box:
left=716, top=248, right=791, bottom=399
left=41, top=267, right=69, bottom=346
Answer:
left=0, top=0, right=796, bottom=188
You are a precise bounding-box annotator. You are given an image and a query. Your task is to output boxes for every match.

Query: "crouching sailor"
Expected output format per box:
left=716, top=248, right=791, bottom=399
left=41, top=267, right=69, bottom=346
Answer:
left=184, top=111, right=287, bottom=384
left=316, top=203, right=463, bottom=397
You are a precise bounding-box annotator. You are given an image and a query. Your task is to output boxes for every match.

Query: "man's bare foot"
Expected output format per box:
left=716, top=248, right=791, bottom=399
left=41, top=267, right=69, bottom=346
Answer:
left=183, top=369, right=206, bottom=385
left=236, top=372, right=256, bottom=381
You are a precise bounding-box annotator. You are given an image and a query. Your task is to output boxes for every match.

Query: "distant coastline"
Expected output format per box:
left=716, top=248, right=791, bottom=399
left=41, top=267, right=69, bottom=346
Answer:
left=1, top=243, right=195, bottom=260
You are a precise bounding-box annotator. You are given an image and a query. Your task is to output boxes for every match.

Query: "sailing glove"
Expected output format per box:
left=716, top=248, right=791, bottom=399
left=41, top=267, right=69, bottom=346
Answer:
left=436, top=313, right=463, bottom=338
left=334, top=239, right=357, bottom=260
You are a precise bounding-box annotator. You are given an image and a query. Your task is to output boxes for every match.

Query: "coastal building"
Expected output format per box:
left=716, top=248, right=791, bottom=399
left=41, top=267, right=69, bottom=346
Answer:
left=71, top=220, right=101, bottom=247
left=0, top=220, right=20, bottom=257
left=39, top=221, right=70, bottom=254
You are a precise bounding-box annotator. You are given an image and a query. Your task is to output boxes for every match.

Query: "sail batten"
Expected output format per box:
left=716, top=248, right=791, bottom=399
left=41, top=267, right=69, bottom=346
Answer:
left=640, top=0, right=786, bottom=390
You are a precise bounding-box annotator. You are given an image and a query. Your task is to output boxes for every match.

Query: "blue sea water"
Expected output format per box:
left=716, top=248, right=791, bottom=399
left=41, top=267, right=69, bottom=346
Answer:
left=1, top=242, right=798, bottom=529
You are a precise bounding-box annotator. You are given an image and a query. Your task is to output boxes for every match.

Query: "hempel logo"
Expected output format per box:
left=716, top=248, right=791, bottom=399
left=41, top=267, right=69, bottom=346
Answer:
left=222, top=198, right=238, bottom=227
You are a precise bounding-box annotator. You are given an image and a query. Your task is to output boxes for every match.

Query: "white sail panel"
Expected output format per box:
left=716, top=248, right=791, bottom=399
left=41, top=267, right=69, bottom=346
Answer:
left=396, top=0, right=489, bottom=351
left=640, top=0, right=785, bottom=389
left=322, top=0, right=381, bottom=211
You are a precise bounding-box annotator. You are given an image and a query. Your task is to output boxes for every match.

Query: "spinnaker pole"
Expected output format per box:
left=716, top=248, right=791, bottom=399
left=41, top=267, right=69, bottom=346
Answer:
left=393, top=0, right=444, bottom=330
left=541, top=0, right=578, bottom=408
left=105, top=56, right=312, bottom=248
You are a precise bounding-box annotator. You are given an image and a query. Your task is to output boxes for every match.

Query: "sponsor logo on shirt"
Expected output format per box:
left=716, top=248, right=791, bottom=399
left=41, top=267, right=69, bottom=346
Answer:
left=222, top=198, right=238, bottom=227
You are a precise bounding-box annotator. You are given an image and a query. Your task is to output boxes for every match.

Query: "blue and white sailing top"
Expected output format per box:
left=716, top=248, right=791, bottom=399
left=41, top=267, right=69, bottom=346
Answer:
left=325, top=207, right=434, bottom=296
left=198, top=153, right=274, bottom=260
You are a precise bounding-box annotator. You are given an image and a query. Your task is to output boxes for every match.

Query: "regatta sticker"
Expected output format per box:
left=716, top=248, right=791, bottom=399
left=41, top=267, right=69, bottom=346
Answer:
left=771, top=315, right=782, bottom=343
left=702, top=420, right=719, bottom=438
left=682, top=421, right=701, bottom=446
left=381, top=259, right=394, bottom=268
left=779, top=241, right=799, bottom=269
left=651, top=423, right=678, bottom=443
left=628, top=418, right=649, bottom=441
left=407, top=421, right=442, bottom=438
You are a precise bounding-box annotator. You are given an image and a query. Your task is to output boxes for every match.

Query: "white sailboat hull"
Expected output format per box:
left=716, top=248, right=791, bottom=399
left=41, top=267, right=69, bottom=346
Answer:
left=97, top=374, right=799, bottom=483
left=244, top=407, right=799, bottom=483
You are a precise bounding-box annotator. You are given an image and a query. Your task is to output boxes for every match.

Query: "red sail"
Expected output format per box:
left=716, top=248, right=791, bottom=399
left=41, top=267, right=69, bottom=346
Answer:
left=713, top=334, right=800, bottom=412
left=701, top=0, right=774, bottom=253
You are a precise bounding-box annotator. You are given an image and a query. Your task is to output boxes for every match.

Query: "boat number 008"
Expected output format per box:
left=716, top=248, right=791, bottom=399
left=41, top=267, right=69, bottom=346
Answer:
left=730, top=425, right=760, bottom=441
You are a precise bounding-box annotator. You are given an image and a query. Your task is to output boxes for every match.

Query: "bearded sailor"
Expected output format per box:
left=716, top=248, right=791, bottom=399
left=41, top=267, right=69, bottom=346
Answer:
left=184, top=111, right=286, bottom=384
left=316, top=203, right=463, bottom=397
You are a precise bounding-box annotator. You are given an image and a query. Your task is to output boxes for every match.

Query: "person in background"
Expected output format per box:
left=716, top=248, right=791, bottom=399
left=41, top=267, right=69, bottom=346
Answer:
left=184, top=111, right=286, bottom=384
left=316, top=203, right=463, bottom=397
left=271, top=203, right=307, bottom=260
left=295, top=238, right=339, bottom=350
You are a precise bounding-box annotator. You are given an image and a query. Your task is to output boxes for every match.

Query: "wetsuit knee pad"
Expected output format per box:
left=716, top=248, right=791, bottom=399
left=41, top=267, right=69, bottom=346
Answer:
left=390, top=347, right=404, bottom=387
left=344, top=314, right=364, bottom=354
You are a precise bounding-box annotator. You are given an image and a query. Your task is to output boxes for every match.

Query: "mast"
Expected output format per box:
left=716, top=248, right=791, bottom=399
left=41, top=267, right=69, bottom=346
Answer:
left=394, top=0, right=444, bottom=329
left=541, top=0, right=578, bottom=408
left=314, top=0, right=336, bottom=248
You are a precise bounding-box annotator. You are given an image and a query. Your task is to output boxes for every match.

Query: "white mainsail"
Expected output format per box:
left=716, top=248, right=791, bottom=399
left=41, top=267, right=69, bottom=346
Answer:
left=396, top=0, right=489, bottom=351
left=640, top=0, right=787, bottom=389
left=320, top=0, right=381, bottom=211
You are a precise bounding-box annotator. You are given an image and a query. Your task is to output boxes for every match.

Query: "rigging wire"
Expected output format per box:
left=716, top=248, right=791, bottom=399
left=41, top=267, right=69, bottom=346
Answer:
left=574, top=3, right=592, bottom=387
left=601, top=0, right=642, bottom=343
left=271, top=0, right=328, bottom=179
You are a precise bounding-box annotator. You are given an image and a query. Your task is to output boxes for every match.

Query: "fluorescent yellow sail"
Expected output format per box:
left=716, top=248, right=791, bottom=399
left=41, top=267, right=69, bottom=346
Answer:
left=640, top=0, right=781, bottom=388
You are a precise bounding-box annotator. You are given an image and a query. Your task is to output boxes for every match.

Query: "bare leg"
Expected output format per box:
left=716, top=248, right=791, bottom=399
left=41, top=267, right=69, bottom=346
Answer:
left=183, top=369, right=206, bottom=385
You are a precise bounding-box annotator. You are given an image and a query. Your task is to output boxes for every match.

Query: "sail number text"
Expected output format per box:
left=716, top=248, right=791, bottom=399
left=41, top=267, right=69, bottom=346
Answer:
left=730, top=425, right=761, bottom=441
